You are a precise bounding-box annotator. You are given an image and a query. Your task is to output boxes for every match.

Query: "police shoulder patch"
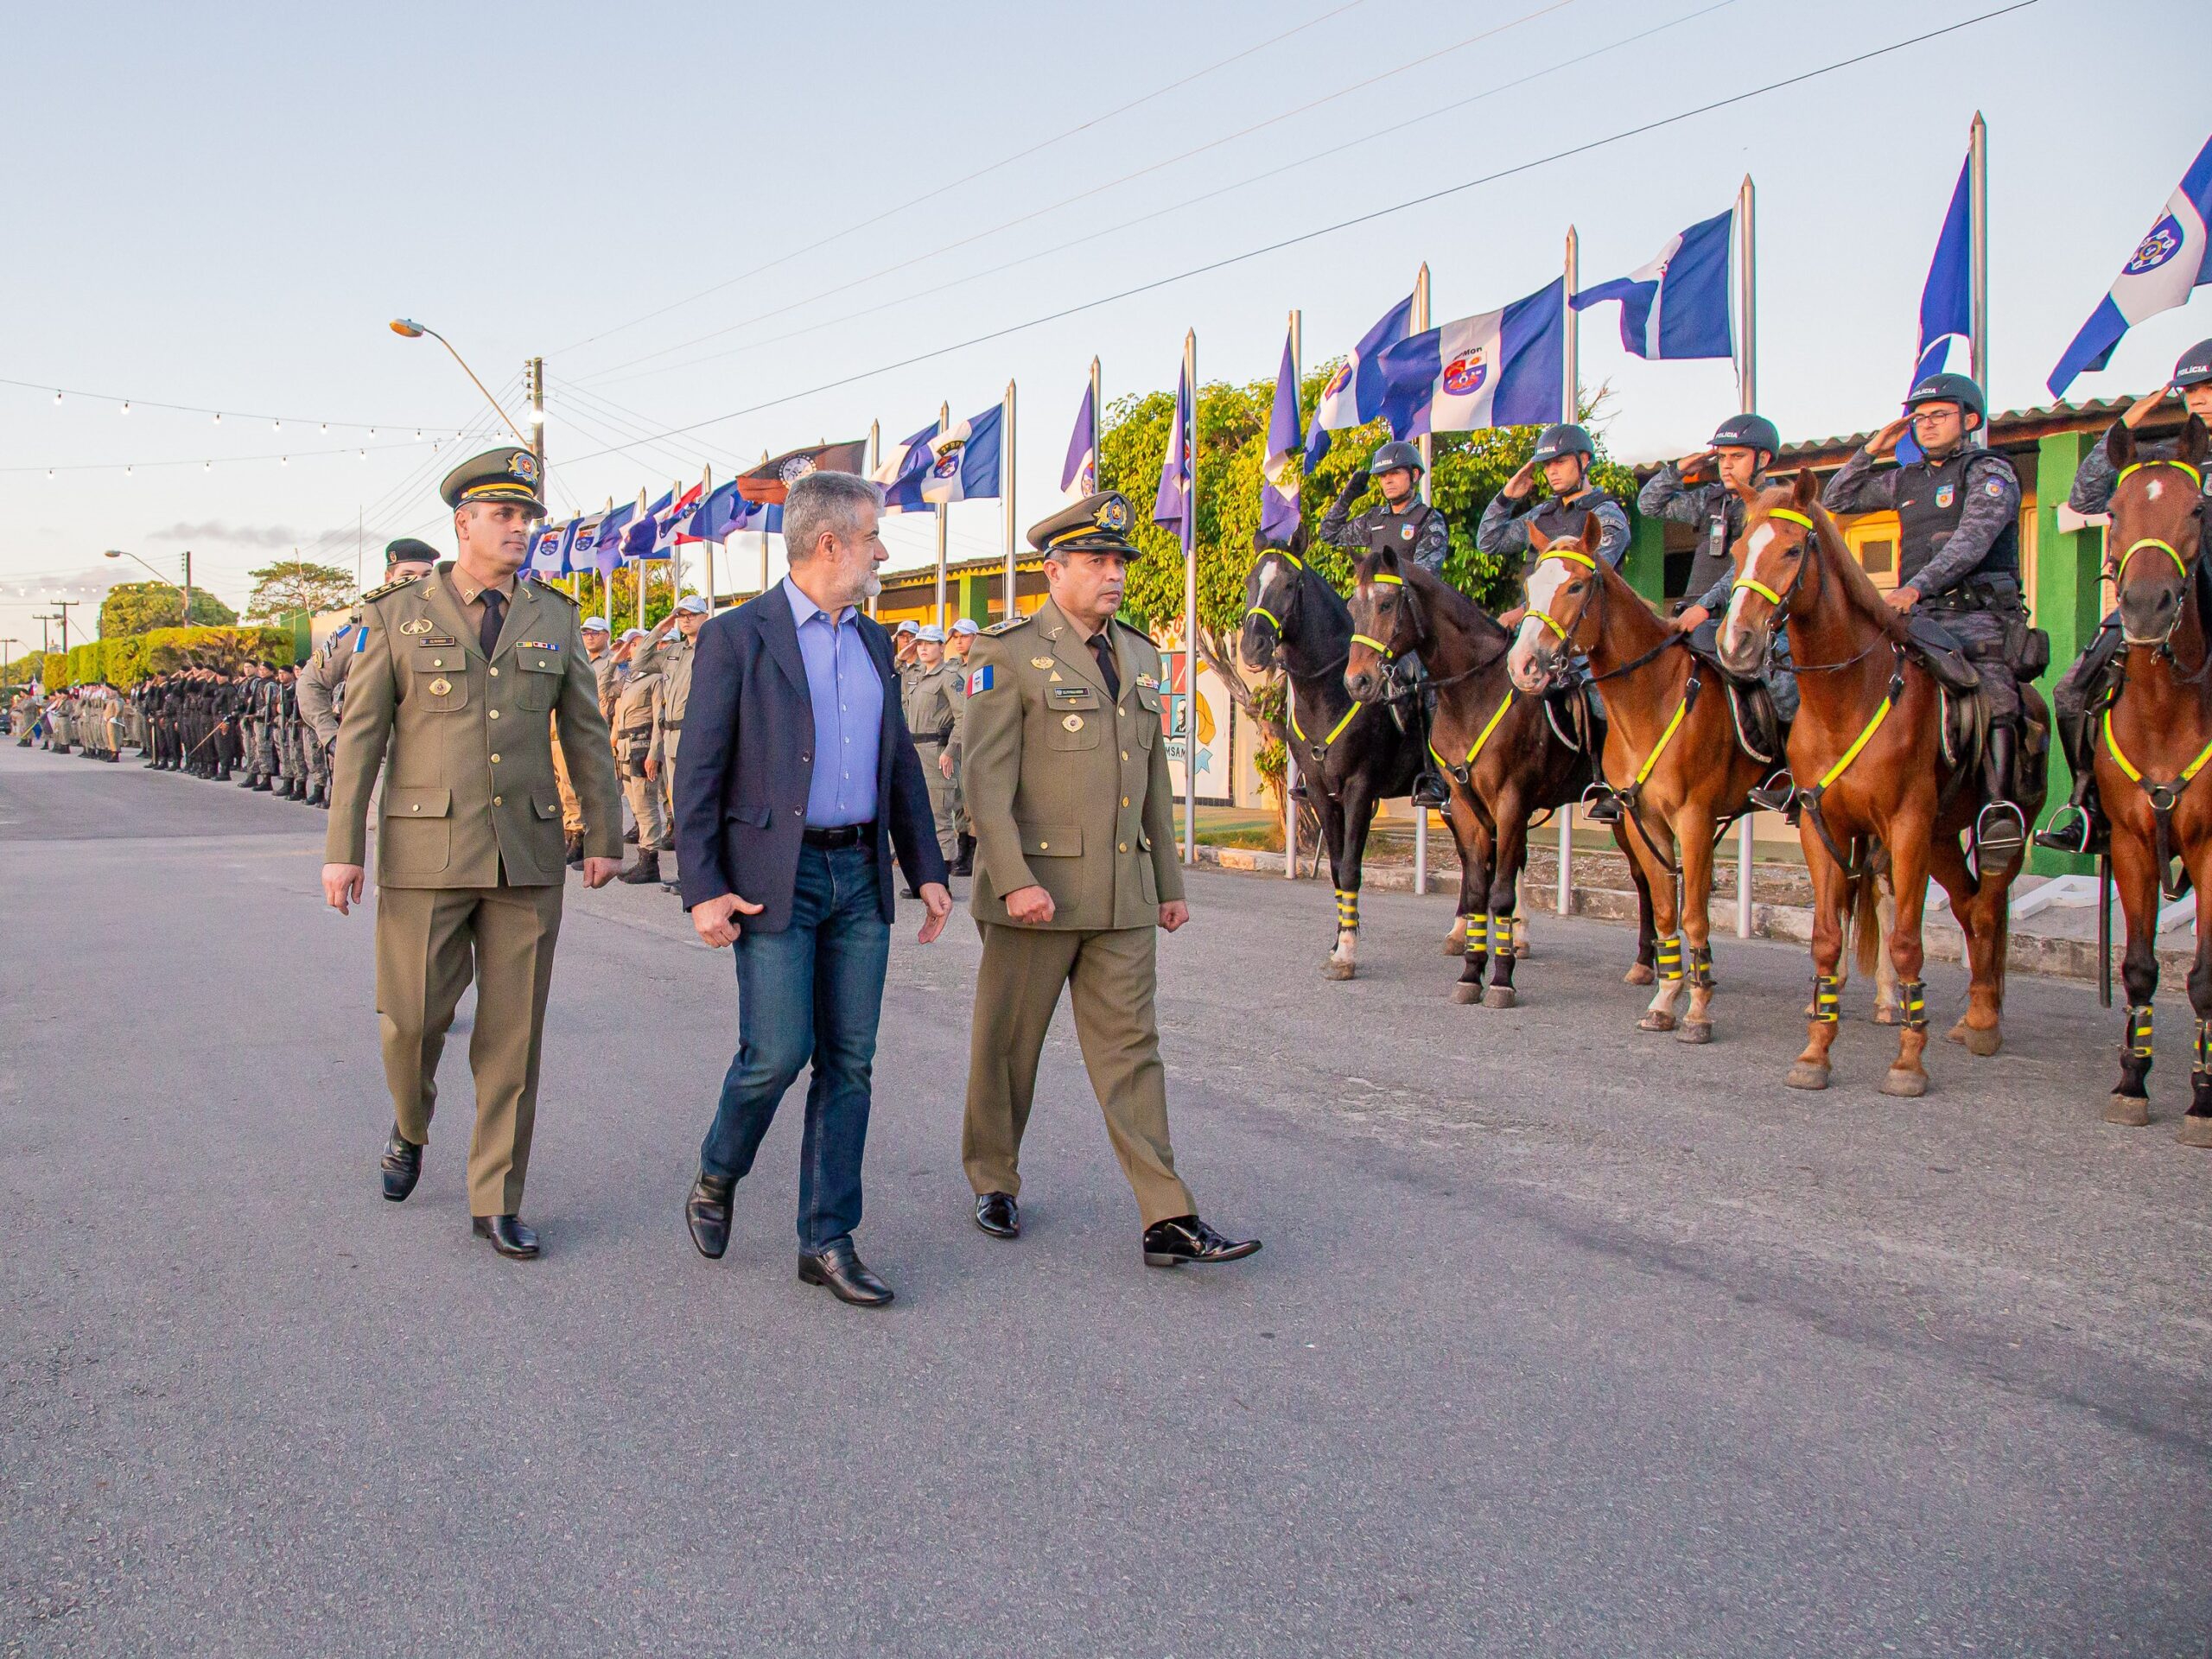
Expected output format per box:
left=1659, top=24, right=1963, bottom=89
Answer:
left=360, top=574, right=426, bottom=604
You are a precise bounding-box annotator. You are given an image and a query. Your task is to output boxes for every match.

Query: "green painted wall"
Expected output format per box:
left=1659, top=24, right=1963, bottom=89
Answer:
left=1623, top=512, right=1667, bottom=605
left=2030, top=429, right=2101, bottom=877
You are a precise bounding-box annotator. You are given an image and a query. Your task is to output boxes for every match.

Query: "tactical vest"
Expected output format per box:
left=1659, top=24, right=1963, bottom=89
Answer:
left=1524, top=488, right=1618, bottom=567
left=1895, top=450, right=2018, bottom=596
left=1358, top=500, right=1440, bottom=557
left=1683, top=491, right=1743, bottom=602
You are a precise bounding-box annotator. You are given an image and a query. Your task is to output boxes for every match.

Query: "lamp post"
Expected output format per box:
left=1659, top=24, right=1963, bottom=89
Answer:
left=1, top=639, right=19, bottom=684
left=104, top=548, right=193, bottom=625
left=388, top=320, right=530, bottom=444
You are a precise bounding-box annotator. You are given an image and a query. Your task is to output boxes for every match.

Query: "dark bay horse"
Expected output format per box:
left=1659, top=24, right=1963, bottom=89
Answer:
left=1344, top=542, right=1656, bottom=1005
left=2087, top=416, right=2212, bottom=1142
left=1507, top=518, right=1769, bottom=1041
left=1716, top=471, right=2048, bottom=1096
left=1241, top=527, right=1435, bottom=979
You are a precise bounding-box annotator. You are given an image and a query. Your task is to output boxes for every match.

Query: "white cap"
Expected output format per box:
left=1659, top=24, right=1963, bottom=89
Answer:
left=950, top=618, right=980, bottom=635
left=916, top=624, right=946, bottom=644
left=674, top=594, right=709, bottom=615
left=893, top=619, right=919, bottom=635
left=581, top=615, right=611, bottom=633
left=619, top=627, right=647, bottom=643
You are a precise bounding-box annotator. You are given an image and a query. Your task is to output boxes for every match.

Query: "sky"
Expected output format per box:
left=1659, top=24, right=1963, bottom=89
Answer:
left=3, top=0, right=2209, bottom=659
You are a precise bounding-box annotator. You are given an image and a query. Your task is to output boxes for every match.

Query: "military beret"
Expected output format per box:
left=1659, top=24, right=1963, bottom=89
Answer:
left=674, top=594, right=710, bottom=615
left=916, top=624, right=946, bottom=643
left=385, top=537, right=440, bottom=566
left=950, top=618, right=980, bottom=635
left=440, top=445, right=547, bottom=517
left=1028, top=490, right=1137, bottom=558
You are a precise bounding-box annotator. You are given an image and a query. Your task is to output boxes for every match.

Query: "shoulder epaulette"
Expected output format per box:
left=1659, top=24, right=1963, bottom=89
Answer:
left=533, top=579, right=578, bottom=606
left=359, top=573, right=426, bottom=604
left=982, top=614, right=1030, bottom=636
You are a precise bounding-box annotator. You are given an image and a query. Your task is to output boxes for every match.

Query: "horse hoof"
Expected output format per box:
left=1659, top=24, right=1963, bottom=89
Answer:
left=1676, top=1020, right=1713, bottom=1046
left=1624, top=963, right=1656, bottom=987
left=2104, top=1093, right=2151, bottom=1127
left=1452, top=982, right=1481, bottom=1005
left=1638, top=1013, right=1676, bottom=1033
left=1482, top=985, right=1517, bottom=1010
left=1871, top=1006, right=1902, bottom=1027
left=2178, top=1115, right=2212, bottom=1148
left=1443, top=934, right=1465, bottom=957
left=1321, top=961, right=1356, bottom=981
left=1785, top=1062, right=1830, bottom=1091
left=1948, top=1021, right=2002, bottom=1057
left=1881, top=1066, right=1929, bottom=1099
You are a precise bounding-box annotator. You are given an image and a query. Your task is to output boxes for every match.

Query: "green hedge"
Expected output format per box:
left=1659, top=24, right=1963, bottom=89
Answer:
left=42, top=626, right=296, bottom=688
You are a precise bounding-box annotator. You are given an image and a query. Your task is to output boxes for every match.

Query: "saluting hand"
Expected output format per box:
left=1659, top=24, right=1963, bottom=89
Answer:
left=1866, top=417, right=1912, bottom=461
left=917, top=881, right=953, bottom=944
left=322, top=862, right=365, bottom=915
left=1503, top=461, right=1537, bottom=500
left=690, top=888, right=764, bottom=946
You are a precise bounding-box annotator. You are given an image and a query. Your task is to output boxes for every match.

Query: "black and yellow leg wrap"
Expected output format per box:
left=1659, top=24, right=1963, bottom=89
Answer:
left=1466, top=911, right=1491, bottom=955
left=1812, top=973, right=1843, bottom=1024
left=2126, top=1002, right=2154, bottom=1061
left=1490, top=912, right=1514, bottom=960
left=1897, top=978, right=1928, bottom=1030
left=1334, top=888, right=1359, bottom=931
left=1685, top=944, right=1714, bottom=988
left=1655, top=934, right=1683, bottom=981
left=2194, top=1019, right=2212, bottom=1074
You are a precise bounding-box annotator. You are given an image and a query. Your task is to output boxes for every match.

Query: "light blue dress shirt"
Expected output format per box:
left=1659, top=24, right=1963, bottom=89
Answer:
left=783, top=575, right=883, bottom=828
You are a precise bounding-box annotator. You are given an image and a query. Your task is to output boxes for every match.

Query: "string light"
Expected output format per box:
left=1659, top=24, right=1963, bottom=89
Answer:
left=3, top=376, right=450, bottom=433
left=52, top=391, right=60, bottom=405
left=120, top=401, right=130, bottom=415
left=213, top=412, right=221, bottom=424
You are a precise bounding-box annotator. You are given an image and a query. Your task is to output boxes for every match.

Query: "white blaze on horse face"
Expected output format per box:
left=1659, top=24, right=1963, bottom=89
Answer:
left=1722, top=523, right=1779, bottom=657
left=2146, top=478, right=2164, bottom=502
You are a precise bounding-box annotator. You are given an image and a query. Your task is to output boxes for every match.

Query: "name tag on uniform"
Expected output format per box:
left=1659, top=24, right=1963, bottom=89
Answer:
left=1049, top=685, right=1100, bottom=709
left=421, top=633, right=457, bottom=646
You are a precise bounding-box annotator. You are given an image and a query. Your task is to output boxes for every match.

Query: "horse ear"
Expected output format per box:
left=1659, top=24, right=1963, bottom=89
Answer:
left=2181, top=414, right=2209, bottom=472
left=1290, top=518, right=1309, bottom=556
left=1790, top=468, right=1818, bottom=510
left=1579, top=513, right=1603, bottom=556
left=2106, top=418, right=2138, bottom=472
left=1528, top=520, right=1554, bottom=552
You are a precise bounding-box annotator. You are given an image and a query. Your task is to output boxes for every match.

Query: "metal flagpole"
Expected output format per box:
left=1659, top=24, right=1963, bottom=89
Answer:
left=1002, top=379, right=1018, bottom=622
left=757, top=451, right=771, bottom=601
left=1735, top=175, right=1758, bottom=941
left=934, top=400, right=950, bottom=630
left=1286, top=308, right=1300, bottom=881
left=1411, top=264, right=1430, bottom=898
left=867, top=423, right=880, bottom=619
left=1560, top=227, right=1579, bottom=924
left=1182, top=328, right=1198, bottom=865
left=669, top=477, right=683, bottom=613
left=1968, top=112, right=1988, bottom=387
left=1089, top=357, right=1103, bottom=489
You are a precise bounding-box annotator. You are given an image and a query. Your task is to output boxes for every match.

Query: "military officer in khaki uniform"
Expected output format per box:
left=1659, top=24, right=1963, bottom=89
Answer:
left=945, top=618, right=980, bottom=874
left=901, top=624, right=965, bottom=867
left=612, top=632, right=668, bottom=884
left=301, top=539, right=441, bottom=811
left=321, top=446, right=623, bottom=1259
left=554, top=614, right=616, bottom=865
left=643, top=593, right=707, bottom=888
left=958, top=492, right=1260, bottom=1269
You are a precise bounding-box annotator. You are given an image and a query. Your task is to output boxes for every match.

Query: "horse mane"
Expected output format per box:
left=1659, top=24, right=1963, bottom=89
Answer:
left=1751, top=481, right=1909, bottom=647
left=1398, top=556, right=1508, bottom=652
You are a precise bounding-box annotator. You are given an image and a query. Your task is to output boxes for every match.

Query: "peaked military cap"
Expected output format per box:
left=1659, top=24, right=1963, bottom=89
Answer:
left=385, top=537, right=441, bottom=567
left=1029, top=490, right=1138, bottom=558
left=440, top=445, right=547, bottom=517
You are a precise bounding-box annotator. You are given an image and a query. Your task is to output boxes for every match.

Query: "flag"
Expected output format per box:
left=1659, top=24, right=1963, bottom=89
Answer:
left=1261, top=329, right=1303, bottom=543
left=637, top=481, right=704, bottom=560
left=1154, top=353, right=1193, bottom=546
left=1570, top=207, right=1733, bottom=360
left=594, top=499, right=637, bottom=576
left=1899, top=156, right=1974, bottom=463
left=621, top=491, right=668, bottom=560
left=1061, top=380, right=1096, bottom=496
left=734, top=439, right=869, bottom=505
left=568, top=510, right=609, bottom=576
left=919, top=405, right=1003, bottom=505
left=1376, top=277, right=1565, bottom=437
left=683, top=480, right=768, bottom=543
left=526, top=518, right=575, bottom=579
left=880, top=419, right=942, bottom=514
left=2050, top=133, right=2212, bottom=397
left=1305, top=291, right=1415, bottom=467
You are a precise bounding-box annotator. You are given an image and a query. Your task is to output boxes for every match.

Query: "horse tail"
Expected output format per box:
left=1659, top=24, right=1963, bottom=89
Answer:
left=1851, top=865, right=1883, bottom=979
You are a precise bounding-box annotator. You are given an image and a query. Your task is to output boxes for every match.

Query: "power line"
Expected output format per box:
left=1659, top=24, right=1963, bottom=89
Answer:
left=560, top=3, right=2037, bottom=467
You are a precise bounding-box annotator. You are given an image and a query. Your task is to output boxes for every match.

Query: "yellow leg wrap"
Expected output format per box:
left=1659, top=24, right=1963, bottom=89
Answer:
left=1334, top=888, right=1359, bottom=931
left=2126, top=1003, right=2154, bottom=1060
left=1898, top=978, right=1927, bottom=1031
left=1467, top=912, right=1491, bottom=955
left=1490, top=912, right=1513, bottom=960
left=1812, top=973, right=1843, bottom=1024
left=1655, top=934, right=1683, bottom=982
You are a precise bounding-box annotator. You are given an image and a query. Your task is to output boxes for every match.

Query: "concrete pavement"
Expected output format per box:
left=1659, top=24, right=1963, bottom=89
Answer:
left=3, top=742, right=2207, bottom=1656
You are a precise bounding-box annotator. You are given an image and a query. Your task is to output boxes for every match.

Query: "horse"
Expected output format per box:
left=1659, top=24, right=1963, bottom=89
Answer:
left=2083, top=416, right=2212, bottom=1141
left=1714, top=470, right=2049, bottom=1096
left=1343, top=541, right=1657, bottom=1005
left=1505, top=517, right=1770, bottom=1041
left=1240, top=525, right=1436, bottom=980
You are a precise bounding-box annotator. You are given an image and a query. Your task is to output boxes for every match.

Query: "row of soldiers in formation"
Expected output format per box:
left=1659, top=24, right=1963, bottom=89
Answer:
left=10, top=664, right=319, bottom=794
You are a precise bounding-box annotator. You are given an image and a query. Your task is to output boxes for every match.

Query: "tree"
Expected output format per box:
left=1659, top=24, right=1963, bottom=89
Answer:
left=100, top=580, right=236, bottom=638
left=244, top=556, right=353, bottom=622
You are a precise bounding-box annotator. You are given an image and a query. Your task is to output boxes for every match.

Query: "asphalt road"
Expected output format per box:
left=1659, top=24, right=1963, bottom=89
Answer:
left=3, top=742, right=2208, bottom=1658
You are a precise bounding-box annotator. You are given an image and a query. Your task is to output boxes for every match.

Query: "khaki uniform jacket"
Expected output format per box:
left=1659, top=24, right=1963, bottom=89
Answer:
left=613, top=668, right=661, bottom=766
left=645, top=634, right=696, bottom=769
left=961, top=597, right=1183, bottom=931
left=295, top=608, right=362, bottom=747
left=326, top=570, right=622, bottom=887
left=902, top=663, right=964, bottom=755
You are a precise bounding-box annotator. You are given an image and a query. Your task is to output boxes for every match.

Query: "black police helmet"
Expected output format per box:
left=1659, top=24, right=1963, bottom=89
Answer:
left=1709, top=413, right=1780, bottom=456
left=1370, top=439, right=1423, bottom=477
left=1904, top=371, right=1986, bottom=423
left=2173, top=338, right=2212, bottom=389
left=1532, top=423, right=1594, bottom=464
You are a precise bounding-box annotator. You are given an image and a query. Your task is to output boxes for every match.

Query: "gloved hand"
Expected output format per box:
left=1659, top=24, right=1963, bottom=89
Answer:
left=1345, top=468, right=1372, bottom=499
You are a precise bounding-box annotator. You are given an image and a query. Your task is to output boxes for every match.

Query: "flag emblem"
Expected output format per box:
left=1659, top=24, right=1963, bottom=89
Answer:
left=1321, top=362, right=1353, bottom=400
left=931, top=438, right=967, bottom=479
left=779, top=455, right=817, bottom=484
left=1401, top=524, right=1415, bottom=540
left=1441, top=349, right=1488, bottom=397
left=1985, top=477, right=2006, bottom=498
left=1936, top=484, right=1955, bottom=509
left=967, top=664, right=997, bottom=695
left=2127, top=214, right=2186, bottom=275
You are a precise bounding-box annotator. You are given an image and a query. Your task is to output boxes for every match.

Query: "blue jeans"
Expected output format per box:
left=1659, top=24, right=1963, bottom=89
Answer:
left=699, top=842, right=890, bottom=1253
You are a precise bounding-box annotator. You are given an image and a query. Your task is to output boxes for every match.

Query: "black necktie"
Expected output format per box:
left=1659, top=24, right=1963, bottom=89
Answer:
left=479, top=589, right=505, bottom=659
left=1088, top=632, right=1121, bottom=701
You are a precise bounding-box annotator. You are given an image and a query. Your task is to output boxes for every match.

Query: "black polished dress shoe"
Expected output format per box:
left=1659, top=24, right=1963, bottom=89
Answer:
left=1141, top=1215, right=1262, bottom=1268
left=798, top=1238, right=893, bottom=1306
left=472, top=1214, right=541, bottom=1259
left=973, top=1192, right=1020, bottom=1238
left=380, top=1128, right=423, bottom=1202
left=686, top=1171, right=735, bottom=1260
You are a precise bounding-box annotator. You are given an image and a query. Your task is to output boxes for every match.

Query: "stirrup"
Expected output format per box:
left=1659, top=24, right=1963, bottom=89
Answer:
left=1411, top=772, right=1451, bottom=810
left=1974, top=799, right=2028, bottom=863
left=1582, top=791, right=1624, bottom=825
left=1745, top=770, right=1796, bottom=816
left=2032, top=802, right=2101, bottom=855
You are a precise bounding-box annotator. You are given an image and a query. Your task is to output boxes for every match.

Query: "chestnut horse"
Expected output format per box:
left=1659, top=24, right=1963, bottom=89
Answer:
left=1344, top=542, right=1657, bottom=1005
left=2087, top=416, right=2212, bottom=1142
left=1506, top=518, right=1769, bottom=1041
left=1716, top=471, right=2048, bottom=1096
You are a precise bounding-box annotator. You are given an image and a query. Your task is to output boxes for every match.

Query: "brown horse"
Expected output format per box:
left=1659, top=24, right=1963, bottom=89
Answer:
left=1716, top=471, right=2048, bottom=1096
left=1344, top=542, right=1656, bottom=1005
left=2087, top=416, right=2212, bottom=1142
left=1505, top=517, right=1768, bottom=1040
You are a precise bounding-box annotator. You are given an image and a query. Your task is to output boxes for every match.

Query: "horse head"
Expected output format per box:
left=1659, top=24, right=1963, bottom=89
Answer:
left=1240, top=520, right=1310, bottom=674
left=2107, top=415, right=2209, bottom=649
left=1507, top=514, right=1605, bottom=693
left=1717, top=468, right=1824, bottom=677
left=1344, top=544, right=1417, bottom=704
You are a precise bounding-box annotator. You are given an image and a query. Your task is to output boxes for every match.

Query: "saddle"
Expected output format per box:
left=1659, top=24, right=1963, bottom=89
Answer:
left=1685, top=617, right=1783, bottom=766
left=1904, top=613, right=1981, bottom=695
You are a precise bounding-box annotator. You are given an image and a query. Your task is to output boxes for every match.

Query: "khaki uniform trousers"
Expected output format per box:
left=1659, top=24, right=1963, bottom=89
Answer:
left=375, top=881, right=564, bottom=1217
left=623, top=764, right=667, bottom=850
left=920, top=743, right=960, bottom=862
left=550, top=723, right=583, bottom=837
left=963, top=923, right=1195, bottom=1226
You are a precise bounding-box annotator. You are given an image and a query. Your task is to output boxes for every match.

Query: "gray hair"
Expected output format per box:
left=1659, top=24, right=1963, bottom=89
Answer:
left=782, top=471, right=882, bottom=563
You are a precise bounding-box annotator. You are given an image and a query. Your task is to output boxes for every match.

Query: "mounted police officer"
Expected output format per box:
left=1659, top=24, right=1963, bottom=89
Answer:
left=1821, top=371, right=2033, bottom=862
left=2039, top=338, right=2212, bottom=854
left=1645, top=413, right=1800, bottom=811
left=1320, top=438, right=1454, bottom=805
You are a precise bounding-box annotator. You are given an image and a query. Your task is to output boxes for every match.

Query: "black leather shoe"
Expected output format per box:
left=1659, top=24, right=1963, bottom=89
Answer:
left=380, top=1128, right=423, bottom=1202
left=798, top=1238, right=893, bottom=1306
left=686, top=1171, right=735, bottom=1260
left=974, top=1192, right=1020, bottom=1238
left=472, top=1214, right=541, bottom=1259
left=1141, top=1215, right=1262, bottom=1268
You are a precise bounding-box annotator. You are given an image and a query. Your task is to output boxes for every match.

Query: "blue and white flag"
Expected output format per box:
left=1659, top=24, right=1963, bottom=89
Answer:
left=2050, top=133, right=2212, bottom=397
left=526, top=518, right=575, bottom=579
left=594, top=500, right=638, bottom=576
left=878, top=420, right=939, bottom=514
left=1898, top=155, right=1974, bottom=464
left=1154, top=354, right=1193, bottom=547
left=684, top=480, right=767, bottom=543
left=1570, top=208, right=1733, bottom=361
left=1305, top=291, right=1415, bottom=467
left=1377, top=278, right=1565, bottom=437
left=623, top=490, right=671, bottom=561
left=1261, top=329, right=1303, bottom=543
left=1062, top=380, right=1097, bottom=497
left=568, top=510, right=609, bottom=576
left=920, top=404, right=1003, bottom=505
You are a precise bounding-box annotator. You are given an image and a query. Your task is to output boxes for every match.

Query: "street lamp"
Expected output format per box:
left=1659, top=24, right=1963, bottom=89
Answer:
left=389, top=319, right=529, bottom=444
left=105, top=548, right=193, bottom=624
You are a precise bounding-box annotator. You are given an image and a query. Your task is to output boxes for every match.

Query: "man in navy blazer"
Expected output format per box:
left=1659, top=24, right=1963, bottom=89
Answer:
left=673, top=471, right=950, bottom=1307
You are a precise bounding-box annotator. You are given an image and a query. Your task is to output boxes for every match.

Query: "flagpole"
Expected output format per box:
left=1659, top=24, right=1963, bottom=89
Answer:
left=702, top=465, right=715, bottom=613
left=1411, top=264, right=1430, bottom=899
left=757, top=450, right=771, bottom=601
left=1560, top=226, right=1580, bottom=926
left=1286, top=308, right=1300, bottom=883
left=867, top=422, right=880, bottom=620
left=1735, top=174, right=1758, bottom=942
left=1968, top=111, right=1989, bottom=391
left=1089, top=356, right=1103, bottom=489
left=1002, top=379, right=1018, bottom=623
left=1181, top=328, right=1198, bottom=866
left=670, top=476, right=683, bottom=613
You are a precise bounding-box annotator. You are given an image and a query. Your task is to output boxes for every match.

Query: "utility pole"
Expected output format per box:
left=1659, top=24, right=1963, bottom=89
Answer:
left=35, top=614, right=55, bottom=654
left=528, top=357, right=547, bottom=481
left=54, top=600, right=79, bottom=655
left=180, top=551, right=193, bottom=624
